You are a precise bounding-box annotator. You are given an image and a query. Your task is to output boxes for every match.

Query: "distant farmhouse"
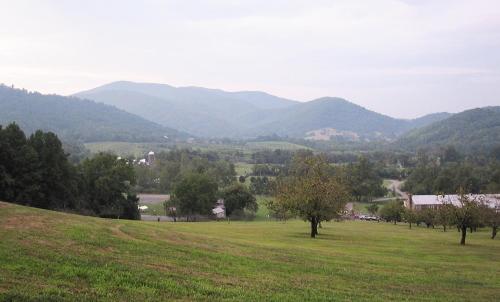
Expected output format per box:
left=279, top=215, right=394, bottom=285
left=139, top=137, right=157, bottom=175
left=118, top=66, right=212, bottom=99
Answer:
left=212, top=199, right=226, bottom=219
left=136, top=151, right=156, bottom=166
left=405, top=194, right=500, bottom=211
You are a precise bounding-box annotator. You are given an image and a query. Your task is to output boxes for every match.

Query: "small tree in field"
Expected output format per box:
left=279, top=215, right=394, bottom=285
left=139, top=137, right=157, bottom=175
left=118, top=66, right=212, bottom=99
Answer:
left=275, top=155, right=350, bottom=238
left=403, top=208, right=417, bottom=229
left=480, top=202, right=500, bottom=239
left=379, top=200, right=404, bottom=224
left=452, top=193, right=482, bottom=245
left=418, top=207, right=437, bottom=228
left=436, top=202, right=455, bottom=232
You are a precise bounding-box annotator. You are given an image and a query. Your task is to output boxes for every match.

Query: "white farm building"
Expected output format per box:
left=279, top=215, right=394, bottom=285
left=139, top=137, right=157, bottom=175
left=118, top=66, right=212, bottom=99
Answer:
left=405, top=194, right=500, bottom=211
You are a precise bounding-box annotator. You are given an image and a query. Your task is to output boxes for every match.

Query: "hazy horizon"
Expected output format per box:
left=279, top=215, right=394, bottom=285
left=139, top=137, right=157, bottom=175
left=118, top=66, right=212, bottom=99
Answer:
left=2, top=0, right=500, bottom=119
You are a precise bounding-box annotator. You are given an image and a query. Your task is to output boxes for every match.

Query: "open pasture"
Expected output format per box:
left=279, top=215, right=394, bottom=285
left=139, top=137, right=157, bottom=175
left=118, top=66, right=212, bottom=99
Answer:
left=0, top=201, right=499, bottom=301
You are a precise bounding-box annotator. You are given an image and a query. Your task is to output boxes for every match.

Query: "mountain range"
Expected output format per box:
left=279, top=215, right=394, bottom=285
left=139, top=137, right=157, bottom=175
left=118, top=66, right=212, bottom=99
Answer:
left=0, top=84, right=184, bottom=143
left=396, top=107, right=500, bottom=153
left=2, top=81, right=498, bottom=154
left=75, top=81, right=452, bottom=140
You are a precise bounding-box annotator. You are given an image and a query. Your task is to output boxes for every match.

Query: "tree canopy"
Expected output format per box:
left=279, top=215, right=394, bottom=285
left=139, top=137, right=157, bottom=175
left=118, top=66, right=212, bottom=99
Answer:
left=275, top=155, right=350, bottom=237
left=0, top=123, right=140, bottom=219
left=171, top=173, right=218, bottom=221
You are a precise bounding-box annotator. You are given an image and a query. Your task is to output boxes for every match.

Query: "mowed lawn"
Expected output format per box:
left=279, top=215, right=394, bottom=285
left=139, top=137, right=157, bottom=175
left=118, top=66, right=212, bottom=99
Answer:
left=1, top=202, right=499, bottom=301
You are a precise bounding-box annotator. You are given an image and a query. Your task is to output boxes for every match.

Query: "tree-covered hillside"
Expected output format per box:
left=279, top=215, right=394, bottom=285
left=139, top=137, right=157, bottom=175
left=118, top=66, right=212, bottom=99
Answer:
left=0, top=85, right=185, bottom=142
left=395, top=107, right=500, bottom=153
left=74, top=81, right=298, bottom=137
left=75, top=82, right=450, bottom=140
left=239, top=97, right=451, bottom=140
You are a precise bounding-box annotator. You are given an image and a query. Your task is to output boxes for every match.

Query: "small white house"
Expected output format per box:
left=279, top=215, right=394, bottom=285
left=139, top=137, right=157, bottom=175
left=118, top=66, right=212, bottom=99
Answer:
left=212, top=199, right=226, bottom=219
left=212, top=207, right=225, bottom=219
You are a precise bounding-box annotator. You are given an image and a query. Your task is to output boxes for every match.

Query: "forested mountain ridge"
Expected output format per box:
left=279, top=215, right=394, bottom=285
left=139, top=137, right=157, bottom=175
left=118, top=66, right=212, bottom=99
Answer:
left=395, top=107, right=500, bottom=153
left=238, top=97, right=404, bottom=139
left=0, top=85, right=185, bottom=142
left=75, top=81, right=451, bottom=140
left=238, top=97, right=453, bottom=140
left=74, top=81, right=298, bottom=137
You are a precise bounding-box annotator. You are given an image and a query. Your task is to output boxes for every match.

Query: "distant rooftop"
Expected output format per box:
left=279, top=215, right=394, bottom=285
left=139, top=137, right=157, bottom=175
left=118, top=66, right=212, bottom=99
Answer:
left=410, top=194, right=500, bottom=208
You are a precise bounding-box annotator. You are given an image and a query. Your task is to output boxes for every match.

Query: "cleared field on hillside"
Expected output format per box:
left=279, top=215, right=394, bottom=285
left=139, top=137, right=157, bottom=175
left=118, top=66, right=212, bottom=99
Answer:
left=234, top=162, right=253, bottom=176
left=245, top=141, right=312, bottom=151
left=85, top=141, right=312, bottom=158
left=1, top=202, right=499, bottom=301
left=84, top=142, right=171, bottom=157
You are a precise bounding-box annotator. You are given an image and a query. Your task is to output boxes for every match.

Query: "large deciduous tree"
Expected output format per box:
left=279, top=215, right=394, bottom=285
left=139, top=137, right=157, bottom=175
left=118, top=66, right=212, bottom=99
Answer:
left=81, top=153, right=139, bottom=219
left=347, top=156, right=387, bottom=202
left=172, top=173, right=218, bottom=221
left=220, top=183, right=257, bottom=219
left=275, top=155, right=350, bottom=238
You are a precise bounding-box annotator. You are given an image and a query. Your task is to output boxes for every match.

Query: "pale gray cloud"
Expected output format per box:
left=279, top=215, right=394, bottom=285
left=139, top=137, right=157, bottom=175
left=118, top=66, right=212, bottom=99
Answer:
left=1, top=0, right=500, bottom=118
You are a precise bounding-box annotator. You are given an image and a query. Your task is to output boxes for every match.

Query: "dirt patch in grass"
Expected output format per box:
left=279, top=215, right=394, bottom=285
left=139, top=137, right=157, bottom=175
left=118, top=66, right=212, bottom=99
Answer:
left=1, top=215, right=46, bottom=230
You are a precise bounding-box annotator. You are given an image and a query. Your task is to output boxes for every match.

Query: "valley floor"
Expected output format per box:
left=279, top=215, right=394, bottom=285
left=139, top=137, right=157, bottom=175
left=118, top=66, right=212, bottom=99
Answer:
left=0, top=201, right=499, bottom=301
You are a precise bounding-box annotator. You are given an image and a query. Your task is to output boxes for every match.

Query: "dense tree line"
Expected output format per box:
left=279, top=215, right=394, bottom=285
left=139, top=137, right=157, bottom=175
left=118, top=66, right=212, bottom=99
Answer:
left=402, top=146, right=500, bottom=194
left=251, top=164, right=282, bottom=176
left=135, top=149, right=236, bottom=193
left=251, top=149, right=298, bottom=164
left=249, top=176, right=275, bottom=195
left=0, top=123, right=139, bottom=219
left=132, top=149, right=258, bottom=220
left=344, top=156, right=388, bottom=202
left=166, top=172, right=257, bottom=221
left=247, top=154, right=387, bottom=200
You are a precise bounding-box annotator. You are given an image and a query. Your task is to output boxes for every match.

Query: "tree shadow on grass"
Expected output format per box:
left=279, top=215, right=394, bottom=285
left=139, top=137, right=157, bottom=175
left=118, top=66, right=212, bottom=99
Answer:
left=286, top=232, right=346, bottom=241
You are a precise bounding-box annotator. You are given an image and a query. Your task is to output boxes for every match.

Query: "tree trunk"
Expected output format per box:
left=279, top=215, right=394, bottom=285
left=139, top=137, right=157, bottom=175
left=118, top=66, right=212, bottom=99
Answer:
left=393, top=220, right=396, bottom=225
left=460, top=226, right=467, bottom=245
left=310, top=217, right=318, bottom=238
left=409, top=222, right=412, bottom=229
left=443, top=225, right=447, bottom=232
left=492, top=225, right=498, bottom=240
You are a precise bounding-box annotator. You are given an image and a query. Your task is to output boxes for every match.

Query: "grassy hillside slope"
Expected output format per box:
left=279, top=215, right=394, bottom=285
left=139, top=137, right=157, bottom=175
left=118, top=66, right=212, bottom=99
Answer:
left=1, top=201, right=499, bottom=301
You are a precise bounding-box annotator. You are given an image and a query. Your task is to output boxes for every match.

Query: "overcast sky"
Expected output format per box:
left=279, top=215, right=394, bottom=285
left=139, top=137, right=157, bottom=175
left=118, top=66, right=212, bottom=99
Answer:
left=1, top=0, right=500, bottom=118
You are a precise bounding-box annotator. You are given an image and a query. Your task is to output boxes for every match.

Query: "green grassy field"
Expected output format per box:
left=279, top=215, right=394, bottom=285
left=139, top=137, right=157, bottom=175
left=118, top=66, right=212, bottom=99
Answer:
left=84, top=142, right=172, bottom=157
left=1, top=201, right=499, bottom=301
left=245, top=141, right=312, bottom=151
left=234, top=162, right=254, bottom=176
